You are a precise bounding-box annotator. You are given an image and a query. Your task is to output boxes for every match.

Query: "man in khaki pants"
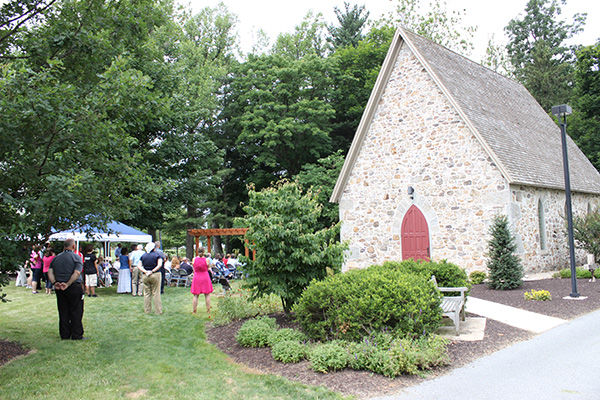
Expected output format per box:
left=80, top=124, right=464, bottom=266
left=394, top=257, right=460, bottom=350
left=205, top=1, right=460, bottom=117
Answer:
left=130, top=244, right=145, bottom=296
left=139, top=242, right=163, bottom=314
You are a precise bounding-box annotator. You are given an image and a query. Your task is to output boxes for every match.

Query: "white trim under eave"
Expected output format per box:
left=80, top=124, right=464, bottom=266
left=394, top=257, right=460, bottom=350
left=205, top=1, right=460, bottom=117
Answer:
left=397, top=26, right=514, bottom=187
left=330, top=29, right=405, bottom=203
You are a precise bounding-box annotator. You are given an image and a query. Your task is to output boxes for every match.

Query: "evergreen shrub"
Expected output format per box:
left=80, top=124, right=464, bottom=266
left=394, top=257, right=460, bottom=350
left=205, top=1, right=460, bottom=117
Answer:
left=267, top=328, right=306, bottom=347
left=235, top=316, right=278, bottom=348
left=271, top=340, right=307, bottom=363
left=293, top=267, right=442, bottom=341
left=308, top=342, right=348, bottom=372
left=487, top=215, right=524, bottom=290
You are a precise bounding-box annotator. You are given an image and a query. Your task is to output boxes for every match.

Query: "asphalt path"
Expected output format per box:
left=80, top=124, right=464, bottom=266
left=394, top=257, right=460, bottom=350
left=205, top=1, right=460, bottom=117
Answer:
left=372, top=308, right=600, bottom=400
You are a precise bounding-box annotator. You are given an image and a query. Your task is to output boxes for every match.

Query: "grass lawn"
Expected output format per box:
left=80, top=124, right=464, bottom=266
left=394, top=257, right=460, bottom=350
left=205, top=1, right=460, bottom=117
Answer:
left=0, top=283, right=346, bottom=400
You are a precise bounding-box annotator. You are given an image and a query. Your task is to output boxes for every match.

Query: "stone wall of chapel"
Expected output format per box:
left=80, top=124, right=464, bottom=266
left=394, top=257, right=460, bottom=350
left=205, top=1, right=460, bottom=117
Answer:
left=509, top=185, right=600, bottom=272
left=339, top=42, right=510, bottom=273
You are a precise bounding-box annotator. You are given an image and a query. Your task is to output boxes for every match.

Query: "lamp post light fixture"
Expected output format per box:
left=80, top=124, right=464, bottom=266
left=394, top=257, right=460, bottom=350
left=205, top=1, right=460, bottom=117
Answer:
left=551, top=104, right=579, bottom=298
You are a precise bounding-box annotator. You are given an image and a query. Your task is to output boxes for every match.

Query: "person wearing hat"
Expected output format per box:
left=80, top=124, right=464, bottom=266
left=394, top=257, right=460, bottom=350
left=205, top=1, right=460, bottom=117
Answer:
left=139, top=241, right=163, bottom=314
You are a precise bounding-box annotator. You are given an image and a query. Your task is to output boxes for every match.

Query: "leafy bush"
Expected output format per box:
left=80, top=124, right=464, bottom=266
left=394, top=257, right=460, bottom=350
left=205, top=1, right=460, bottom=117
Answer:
left=267, top=328, right=307, bottom=347
left=235, top=181, right=346, bottom=312
left=487, top=215, right=523, bottom=290
left=308, top=342, right=348, bottom=372
left=388, top=335, right=450, bottom=376
left=294, top=267, right=442, bottom=341
left=345, top=334, right=449, bottom=377
left=469, top=270, right=487, bottom=285
left=212, top=288, right=282, bottom=326
left=235, top=316, right=278, bottom=348
left=380, top=259, right=470, bottom=290
left=271, top=340, right=307, bottom=363
left=556, top=267, right=600, bottom=279
left=524, top=289, right=552, bottom=301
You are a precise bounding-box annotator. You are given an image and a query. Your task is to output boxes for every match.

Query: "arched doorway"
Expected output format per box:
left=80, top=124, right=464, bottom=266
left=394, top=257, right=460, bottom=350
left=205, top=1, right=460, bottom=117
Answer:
left=401, top=205, right=430, bottom=261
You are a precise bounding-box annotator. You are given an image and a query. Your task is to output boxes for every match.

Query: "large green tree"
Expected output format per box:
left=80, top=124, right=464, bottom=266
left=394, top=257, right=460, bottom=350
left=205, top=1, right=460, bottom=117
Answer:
left=236, top=181, right=345, bottom=313
left=0, top=0, right=172, bottom=285
left=505, top=0, right=586, bottom=112
left=569, top=41, right=600, bottom=171
left=330, top=25, right=394, bottom=152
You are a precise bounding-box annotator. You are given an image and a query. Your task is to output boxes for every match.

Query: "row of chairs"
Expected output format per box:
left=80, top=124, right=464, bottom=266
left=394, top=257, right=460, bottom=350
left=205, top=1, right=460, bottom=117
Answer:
left=168, top=269, right=191, bottom=287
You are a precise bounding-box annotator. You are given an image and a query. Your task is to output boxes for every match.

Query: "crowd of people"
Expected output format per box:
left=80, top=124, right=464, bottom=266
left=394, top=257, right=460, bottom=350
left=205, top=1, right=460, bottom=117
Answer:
left=16, top=239, right=244, bottom=339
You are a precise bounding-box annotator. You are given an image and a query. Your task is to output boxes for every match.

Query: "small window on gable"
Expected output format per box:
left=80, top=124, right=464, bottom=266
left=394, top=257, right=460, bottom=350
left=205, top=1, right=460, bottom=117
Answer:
left=538, top=198, right=547, bottom=250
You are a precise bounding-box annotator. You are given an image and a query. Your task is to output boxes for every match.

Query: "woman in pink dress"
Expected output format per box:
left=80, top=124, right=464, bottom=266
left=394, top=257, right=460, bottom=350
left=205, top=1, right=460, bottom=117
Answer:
left=191, top=248, right=213, bottom=315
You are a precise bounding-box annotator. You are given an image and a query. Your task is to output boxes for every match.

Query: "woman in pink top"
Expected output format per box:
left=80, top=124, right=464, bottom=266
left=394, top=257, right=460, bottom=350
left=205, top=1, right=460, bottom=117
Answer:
left=30, top=246, right=43, bottom=294
left=190, top=248, right=213, bottom=315
left=42, top=249, right=56, bottom=294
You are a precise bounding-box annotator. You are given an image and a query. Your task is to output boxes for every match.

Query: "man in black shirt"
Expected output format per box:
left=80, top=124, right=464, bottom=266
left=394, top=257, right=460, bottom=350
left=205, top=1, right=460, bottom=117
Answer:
left=48, top=238, right=85, bottom=340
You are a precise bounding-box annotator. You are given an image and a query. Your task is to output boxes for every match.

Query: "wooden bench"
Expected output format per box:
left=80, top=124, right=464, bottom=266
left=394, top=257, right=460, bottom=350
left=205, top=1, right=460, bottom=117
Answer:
left=431, top=276, right=468, bottom=335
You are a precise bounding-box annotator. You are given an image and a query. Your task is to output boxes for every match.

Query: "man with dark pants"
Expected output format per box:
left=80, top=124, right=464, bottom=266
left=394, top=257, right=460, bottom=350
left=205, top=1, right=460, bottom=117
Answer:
left=48, top=238, right=85, bottom=340
left=154, top=241, right=166, bottom=294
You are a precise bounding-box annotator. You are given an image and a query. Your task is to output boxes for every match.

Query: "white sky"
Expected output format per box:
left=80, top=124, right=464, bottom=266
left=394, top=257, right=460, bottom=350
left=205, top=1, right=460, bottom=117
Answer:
left=186, top=0, right=600, bottom=62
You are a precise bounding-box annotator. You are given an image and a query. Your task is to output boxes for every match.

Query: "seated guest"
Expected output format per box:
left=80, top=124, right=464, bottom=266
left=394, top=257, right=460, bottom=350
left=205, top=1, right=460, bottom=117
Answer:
left=179, top=258, right=193, bottom=275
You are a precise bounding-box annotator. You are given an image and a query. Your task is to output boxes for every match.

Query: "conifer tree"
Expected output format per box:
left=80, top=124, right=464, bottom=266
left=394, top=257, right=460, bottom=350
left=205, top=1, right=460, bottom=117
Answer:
left=487, top=215, right=524, bottom=290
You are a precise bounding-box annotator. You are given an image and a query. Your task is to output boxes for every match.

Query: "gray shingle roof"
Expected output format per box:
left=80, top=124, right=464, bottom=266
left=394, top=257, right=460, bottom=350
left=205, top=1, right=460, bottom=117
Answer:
left=401, top=28, right=600, bottom=194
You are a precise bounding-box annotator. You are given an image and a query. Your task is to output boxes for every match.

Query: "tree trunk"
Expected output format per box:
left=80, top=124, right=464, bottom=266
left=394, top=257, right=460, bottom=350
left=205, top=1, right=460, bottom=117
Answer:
left=211, top=220, right=224, bottom=256
left=186, top=205, right=196, bottom=259
left=148, top=228, right=157, bottom=242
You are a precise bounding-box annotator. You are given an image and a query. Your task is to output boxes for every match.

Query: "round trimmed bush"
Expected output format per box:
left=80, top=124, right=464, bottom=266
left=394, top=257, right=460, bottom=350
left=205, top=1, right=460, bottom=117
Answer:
left=267, top=328, right=306, bottom=347
left=380, top=259, right=470, bottom=290
left=308, top=342, right=348, bottom=372
left=469, top=270, right=487, bottom=285
left=293, top=267, right=442, bottom=341
left=235, top=316, right=278, bottom=348
left=271, top=340, right=307, bottom=363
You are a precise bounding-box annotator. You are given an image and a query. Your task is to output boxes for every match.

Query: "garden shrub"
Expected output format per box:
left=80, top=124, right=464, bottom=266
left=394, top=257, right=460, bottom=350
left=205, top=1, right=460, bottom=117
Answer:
left=344, top=334, right=449, bottom=377
left=380, top=259, right=470, bottom=290
left=267, top=328, right=306, bottom=346
left=235, top=316, right=278, bottom=348
left=524, top=289, right=552, bottom=301
left=556, top=267, right=600, bottom=279
left=469, top=270, right=487, bottom=285
left=212, top=288, right=282, bottom=326
left=271, top=340, right=307, bottom=363
left=294, top=267, right=442, bottom=341
left=308, top=342, right=348, bottom=372
left=388, top=335, right=450, bottom=375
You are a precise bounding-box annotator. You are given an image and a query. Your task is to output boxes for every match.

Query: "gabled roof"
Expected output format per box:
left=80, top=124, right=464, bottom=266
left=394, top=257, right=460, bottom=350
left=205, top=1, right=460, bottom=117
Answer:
left=331, top=27, right=600, bottom=202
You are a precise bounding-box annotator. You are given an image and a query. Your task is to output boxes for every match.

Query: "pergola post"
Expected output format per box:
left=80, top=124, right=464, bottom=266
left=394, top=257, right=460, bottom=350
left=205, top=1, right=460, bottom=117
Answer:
left=195, top=236, right=199, bottom=256
left=207, top=236, right=212, bottom=254
left=244, top=239, right=249, bottom=258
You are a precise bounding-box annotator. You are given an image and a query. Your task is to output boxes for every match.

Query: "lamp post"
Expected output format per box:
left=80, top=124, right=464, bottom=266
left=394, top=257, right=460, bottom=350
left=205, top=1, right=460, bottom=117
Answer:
left=551, top=104, right=579, bottom=298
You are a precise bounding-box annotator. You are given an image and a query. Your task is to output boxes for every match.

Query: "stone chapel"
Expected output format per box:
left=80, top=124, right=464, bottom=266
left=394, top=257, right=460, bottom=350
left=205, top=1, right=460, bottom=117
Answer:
left=331, top=27, right=600, bottom=274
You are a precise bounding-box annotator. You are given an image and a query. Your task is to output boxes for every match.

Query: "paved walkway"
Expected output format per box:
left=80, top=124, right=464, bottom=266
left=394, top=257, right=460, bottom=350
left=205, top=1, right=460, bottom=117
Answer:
left=372, top=308, right=600, bottom=400
left=466, top=297, right=567, bottom=333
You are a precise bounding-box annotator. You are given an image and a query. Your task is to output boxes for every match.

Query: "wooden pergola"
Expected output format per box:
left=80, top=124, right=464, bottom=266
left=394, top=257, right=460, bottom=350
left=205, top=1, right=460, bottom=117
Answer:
left=187, top=228, right=255, bottom=260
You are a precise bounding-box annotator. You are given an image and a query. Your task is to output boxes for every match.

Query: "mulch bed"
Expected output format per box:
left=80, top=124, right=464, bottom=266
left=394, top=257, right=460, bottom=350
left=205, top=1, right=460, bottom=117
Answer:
left=470, top=278, right=600, bottom=319
left=206, top=313, right=533, bottom=399
left=0, top=340, right=28, bottom=367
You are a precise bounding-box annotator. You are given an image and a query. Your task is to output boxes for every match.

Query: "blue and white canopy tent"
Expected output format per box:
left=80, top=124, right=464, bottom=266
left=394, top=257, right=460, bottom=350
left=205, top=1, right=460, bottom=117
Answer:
left=49, top=220, right=152, bottom=259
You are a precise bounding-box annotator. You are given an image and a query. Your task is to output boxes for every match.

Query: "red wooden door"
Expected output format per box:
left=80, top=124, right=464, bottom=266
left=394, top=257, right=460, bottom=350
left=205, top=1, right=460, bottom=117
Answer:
left=401, top=205, right=430, bottom=261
